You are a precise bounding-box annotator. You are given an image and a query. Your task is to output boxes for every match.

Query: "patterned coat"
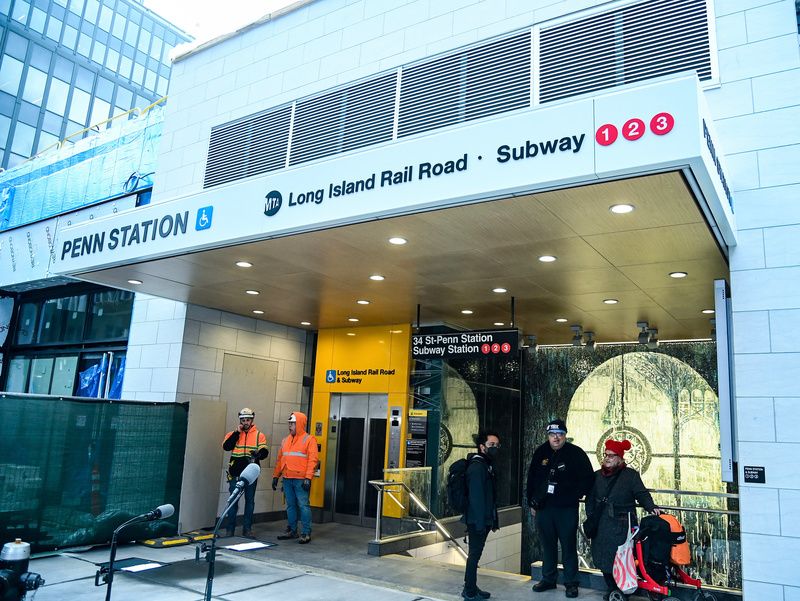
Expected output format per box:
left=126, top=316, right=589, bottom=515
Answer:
left=585, top=466, right=657, bottom=572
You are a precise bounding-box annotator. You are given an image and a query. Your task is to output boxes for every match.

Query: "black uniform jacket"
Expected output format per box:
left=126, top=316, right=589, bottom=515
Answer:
left=463, top=453, right=499, bottom=531
left=526, top=441, right=594, bottom=509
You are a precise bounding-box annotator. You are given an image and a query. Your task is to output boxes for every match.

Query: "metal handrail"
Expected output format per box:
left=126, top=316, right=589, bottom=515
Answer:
left=369, top=479, right=468, bottom=560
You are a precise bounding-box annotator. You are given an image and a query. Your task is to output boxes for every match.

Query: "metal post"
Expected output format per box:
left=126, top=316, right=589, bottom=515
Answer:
left=374, top=486, right=383, bottom=542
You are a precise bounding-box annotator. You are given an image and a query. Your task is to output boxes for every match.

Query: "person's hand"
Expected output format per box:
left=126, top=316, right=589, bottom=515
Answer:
left=302, top=478, right=311, bottom=491
left=272, top=477, right=279, bottom=491
left=652, top=507, right=663, bottom=515
left=237, top=423, right=244, bottom=433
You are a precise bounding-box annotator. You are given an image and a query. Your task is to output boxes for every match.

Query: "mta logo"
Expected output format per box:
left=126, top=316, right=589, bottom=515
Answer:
left=326, top=370, right=336, bottom=383
left=196, top=206, right=213, bottom=230
left=264, top=191, right=282, bottom=217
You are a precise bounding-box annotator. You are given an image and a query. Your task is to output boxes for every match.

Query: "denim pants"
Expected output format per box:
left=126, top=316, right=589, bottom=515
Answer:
left=226, top=477, right=257, bottom=532
left=283, top=477, right=311, bottom=535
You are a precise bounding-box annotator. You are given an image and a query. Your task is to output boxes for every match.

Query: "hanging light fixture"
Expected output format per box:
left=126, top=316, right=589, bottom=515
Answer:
left=647, top=328, right=659, bottom=349
left=584, top=331, right=596, bottom=350
left=637, top=321, right=649, bottom=345
left=571, top=325, right=583, bottom=347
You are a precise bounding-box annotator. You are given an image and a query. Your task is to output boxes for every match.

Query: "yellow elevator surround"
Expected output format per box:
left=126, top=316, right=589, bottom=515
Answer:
left=309, top=324, right=412, bottom=510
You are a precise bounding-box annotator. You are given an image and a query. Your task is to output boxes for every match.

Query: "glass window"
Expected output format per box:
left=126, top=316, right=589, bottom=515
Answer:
left=6, top=357, right=31, bottom=392
left=14, top=303, right=39, bottom=345
left=87, top=290, right=133, bottom=339
left=0, top=0, right=10, bottom=15
left=69, top=0, right=85, bottom=16
left=12, top=0, right=29, bottom=24
left=149, top=36, right=162, bottom=61
left=17, top=101, right=38, bottom=125
left=98, top=5, right=112, bottom=31
left=51, top=355, right=79, bottom=395
left=138, top=29, right=150, bottom=53
left=37, top=294, right=88, bottom=344
left=47, top=78, right=70, bottom=115
left=132, top=63, right=144, bottom=86
left=30, top=7, right=46, bottom=33
left=104, top=48, right=119, bottom=70
left=95, top=76, right=113, bottom=101
left=22, top=66, right=48, bottom=105
left=7, top=153, right=26, bottom=168
left=37, top=130, right=59, bottom=153
left=0, top=55, right=24, bottom=96
left=144, top=68, right=156, bottom=91
left=156, top=75, right=167, bottom=96
left=91, top=40, right=105, bottom=64
left=54, top=56, right=73, bottom=82
left=112, top=13, right=125, bottom=39
left=119, top=55, right=132, bottom=79
left=75, top=66, right=94, bottom=91
left=42, top=110, right=63, bottom=135
left=0, top=115, right=10, bottom=148
left=115, top=86, right=132, bottom=109
left=84, top=0, right=98, bottom=23
left=11, top=122, right=35, bottom=156
left=125, top=22, right=138, bottom=46
left=5, top=32, right=29, bottom=60
left=90, top=98, right=110, bottom=124
left=77, top=33, right=92, bottom=57
left=30, top=45, right=52, bottom=71
left=46, top=16, right=63, bottom=42
left=54, top=0, right=68, bottom=6
left=69, top=88, right=90, bottom=124
left=62, top=25, right=78, bottom=49
left=29, top=357, right=54, bottom=394
left=0, top=91, right=13, bottom=115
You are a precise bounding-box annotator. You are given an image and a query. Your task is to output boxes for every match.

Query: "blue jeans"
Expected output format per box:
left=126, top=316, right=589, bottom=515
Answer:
left=226, top=477, right=257, bottom=533
left=283, top=478, right=311, bottom=536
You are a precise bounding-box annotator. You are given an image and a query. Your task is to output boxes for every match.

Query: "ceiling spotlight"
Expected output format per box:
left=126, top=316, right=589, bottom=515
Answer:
left=555, top=317, right=568, bottom=323
left=669, top=271, right=688, bottom=279
left=348, top=317, right=359, bottom=322
left=637, top=321, right=650, bottom=345
left=494, top=322, right=504, bottom=326
left=300, top=321, right=311, bottom=326
left=584, top=331, right=596, bottom=350
left=571, top=324, right=583, bottom=347
left=127, top=279, right=143, bottom=285
left=610, top=204, right=635, bottom=214
left=388, top=237, right=407, bottom=245
left=357, top=299, right=370, bottom=305
left=252, top=310, right=264, bottom=315
left=603, top=298, right=619, bottom=305
left=702, top=309, right=715, bottom=315
left=369, top=274, right=385, bottom=281
left=647, top=328, right=659, bottom=349
left=245, top=289, right=260, bottom=295
left=347, top=332, right=356, bottom=336
left=461, top=309, right=474, bottom=315
left=538, top=255, right=557, bottom=263
left=492, top=287, right=507, bottom=293
left=235, top=261, right=253, bottom=268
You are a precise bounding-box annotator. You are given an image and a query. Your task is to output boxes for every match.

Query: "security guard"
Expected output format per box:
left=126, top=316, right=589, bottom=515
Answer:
left=222, top=407, right=268, bottom=537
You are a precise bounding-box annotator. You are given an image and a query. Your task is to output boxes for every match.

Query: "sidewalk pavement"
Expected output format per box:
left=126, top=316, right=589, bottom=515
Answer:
left=28, top=521, right=610, bottom=601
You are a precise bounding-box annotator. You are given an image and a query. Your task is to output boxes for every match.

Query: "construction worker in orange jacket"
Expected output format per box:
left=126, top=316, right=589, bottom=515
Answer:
left=272, top=411, right=318, bottom=544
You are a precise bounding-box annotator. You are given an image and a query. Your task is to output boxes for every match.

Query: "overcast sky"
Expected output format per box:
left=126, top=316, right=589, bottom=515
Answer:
left=142, top=0, right=294, bottom=44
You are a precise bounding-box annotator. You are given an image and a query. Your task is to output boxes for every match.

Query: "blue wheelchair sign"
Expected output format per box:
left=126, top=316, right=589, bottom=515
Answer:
left=326, top=370, right=336, bottom=383
left=196, top=206, right=213, bottom=230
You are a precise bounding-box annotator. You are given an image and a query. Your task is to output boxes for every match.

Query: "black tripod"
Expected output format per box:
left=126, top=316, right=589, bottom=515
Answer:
left=202, top=486, right=245, bottom=601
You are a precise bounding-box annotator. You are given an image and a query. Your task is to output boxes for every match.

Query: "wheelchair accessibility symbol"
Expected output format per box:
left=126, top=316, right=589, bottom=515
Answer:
left=196, top=206, right=213, bottom=230
left=326, top=370, right=336, bottom=383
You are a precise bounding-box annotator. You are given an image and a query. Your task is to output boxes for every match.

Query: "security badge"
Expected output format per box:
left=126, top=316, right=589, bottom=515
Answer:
left=547, top=462, right=566, bottom=494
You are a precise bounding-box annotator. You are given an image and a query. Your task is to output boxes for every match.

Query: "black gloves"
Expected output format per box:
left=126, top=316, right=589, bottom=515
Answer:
left=272, top=477, right=279, bottom=491
left=302, top=478, right=311, bottom=491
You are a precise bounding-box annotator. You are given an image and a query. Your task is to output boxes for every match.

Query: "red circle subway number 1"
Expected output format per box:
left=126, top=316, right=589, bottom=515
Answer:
left=595, top=112, right=675, bottom=146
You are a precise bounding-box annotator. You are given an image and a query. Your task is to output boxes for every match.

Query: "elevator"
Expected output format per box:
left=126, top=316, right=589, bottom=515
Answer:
left=325, top=393, right=388, bottom=526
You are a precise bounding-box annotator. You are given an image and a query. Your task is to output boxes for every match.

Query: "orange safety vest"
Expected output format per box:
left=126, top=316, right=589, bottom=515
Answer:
left=272, top=412, right=318, bottom=480
left=222, top=426, right=267, bottom=480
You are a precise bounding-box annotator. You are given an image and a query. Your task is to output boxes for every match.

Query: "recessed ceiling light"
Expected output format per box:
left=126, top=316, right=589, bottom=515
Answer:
left=494, top=322, right=504, bottom=326
left=492, top=287, right=507, bottom=293
left=235, top=261, right=253, bottom=268
left=252, top=310, right=264, bottom=315
left=389, top=329, right=403, bottom=334
left=555, top=317, right=568, bottom=323
left=388, top=237, right=407, bottom=245
left=300, top=321, right=311, bottom=326
left=346, top=332, right=356, bottom=336
left=610, top=204, right=635, bottom=214
left=348, top=317, right=359, bottom=322
left=669, top=271, right=688, bottom=279
left=356, top=299, right=370, bottom=305
left=603, top=298, right=619, bottom=305
left=538, top=255, right=557, bottom=263
left=461, top=309, right=473, bottom=315
left=702, top=309, right=715, bottom=315
left=127, top=279, right=143, bottom=285
left=369, top=274, right=385, bottom=281
left=245, top=289, right=260, bottom=295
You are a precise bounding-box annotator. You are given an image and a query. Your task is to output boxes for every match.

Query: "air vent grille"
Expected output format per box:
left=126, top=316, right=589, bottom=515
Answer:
left=539, top=0, right=711, bottom=104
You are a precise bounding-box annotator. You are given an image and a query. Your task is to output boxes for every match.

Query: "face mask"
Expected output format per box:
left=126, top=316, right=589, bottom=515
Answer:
left=485, top=446, right=499, bottom=460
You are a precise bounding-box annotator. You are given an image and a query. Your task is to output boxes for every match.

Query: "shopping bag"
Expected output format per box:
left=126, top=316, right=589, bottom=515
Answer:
left=613, top=515, right=639, bottom=595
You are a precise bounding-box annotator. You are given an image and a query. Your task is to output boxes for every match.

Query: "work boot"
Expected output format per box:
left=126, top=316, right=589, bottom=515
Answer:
left=298, top=533, right=311, bottom=544
left=277, top=528, right=298, bottom=540
left=565, top=584, right=579, bottom=598
left=532, top=581, right=557, bottom=593
left=462, top=587, right=491, bottom=599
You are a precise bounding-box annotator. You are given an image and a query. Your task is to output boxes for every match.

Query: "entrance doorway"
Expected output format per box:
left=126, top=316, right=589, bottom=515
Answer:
left=325, top=393, right=388, bottom=526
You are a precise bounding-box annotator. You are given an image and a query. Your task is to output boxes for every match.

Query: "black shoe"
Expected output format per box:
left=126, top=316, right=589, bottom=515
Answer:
left=242, top=530, right=254, bottom=538
left=565, top=584, right=579, bottom=598
left=461, top=588, right=490, bottom=599
left=298, top=533, right=311, bottom=544
left=476, top=588, right=490, bottom=599
left=532, top=581, right=557, bottom=592
left=277, top=529, right=298, bottom=540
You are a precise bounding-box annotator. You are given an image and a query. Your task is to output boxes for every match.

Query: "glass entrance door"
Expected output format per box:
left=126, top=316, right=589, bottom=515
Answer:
left=327, top=393, right=388, bottom=526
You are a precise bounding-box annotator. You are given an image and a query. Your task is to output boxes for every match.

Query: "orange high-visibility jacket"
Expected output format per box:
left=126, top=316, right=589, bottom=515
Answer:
left=272, top=411, right=318, bottom=480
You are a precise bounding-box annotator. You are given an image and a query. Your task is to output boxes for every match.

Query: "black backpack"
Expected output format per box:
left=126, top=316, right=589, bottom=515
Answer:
left=447, top=458, right=470, bottom=513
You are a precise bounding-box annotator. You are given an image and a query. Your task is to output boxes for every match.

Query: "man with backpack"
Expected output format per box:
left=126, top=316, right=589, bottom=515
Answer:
left=458, top=430, right=501, bottom=601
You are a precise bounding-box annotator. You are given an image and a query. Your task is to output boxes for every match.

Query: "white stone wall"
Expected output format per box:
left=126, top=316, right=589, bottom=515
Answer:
left=153, top=0, right=800, bottom=593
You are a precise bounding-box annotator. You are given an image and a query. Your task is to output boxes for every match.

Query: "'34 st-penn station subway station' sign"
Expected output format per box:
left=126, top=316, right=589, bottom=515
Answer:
left=412, top=329, right=518, bottom=359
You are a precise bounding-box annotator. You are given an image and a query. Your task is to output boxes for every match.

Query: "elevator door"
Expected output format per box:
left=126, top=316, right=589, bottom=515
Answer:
left=328, top=393, right=388, bottom=526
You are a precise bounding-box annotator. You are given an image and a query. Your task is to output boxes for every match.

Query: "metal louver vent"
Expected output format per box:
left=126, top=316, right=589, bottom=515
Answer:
left=539, top=0, right=711, bottom=104
left=289, top=73, right=396, bottom=167
left=204, top=105, right=291, bottom=188
left=398, top=31, right=530, bottom=138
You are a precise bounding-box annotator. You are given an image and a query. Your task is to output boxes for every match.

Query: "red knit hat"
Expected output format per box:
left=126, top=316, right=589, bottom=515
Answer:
left=605, top=439, right=632, bottom=459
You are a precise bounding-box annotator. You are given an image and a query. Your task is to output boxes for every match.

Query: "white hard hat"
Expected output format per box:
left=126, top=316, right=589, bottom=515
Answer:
left=238, top=407, right=255, bottom=419
left=287, top=414, right=297, bottom=422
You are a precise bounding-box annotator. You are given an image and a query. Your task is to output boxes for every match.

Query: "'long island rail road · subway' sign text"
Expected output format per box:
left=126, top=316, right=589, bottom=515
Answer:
left=51, top=74, right=735, bottom=276
left=412, top=329, right=519, bottom=359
